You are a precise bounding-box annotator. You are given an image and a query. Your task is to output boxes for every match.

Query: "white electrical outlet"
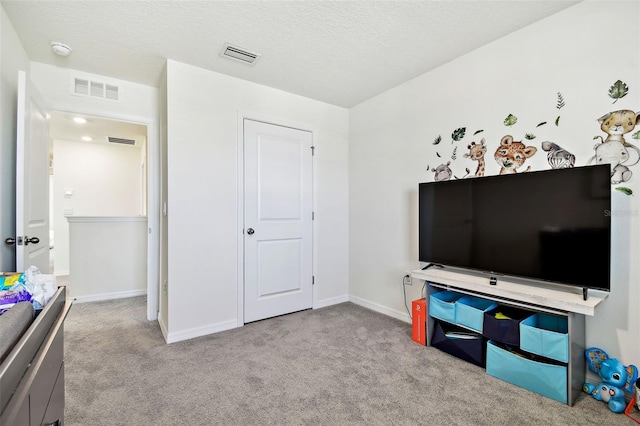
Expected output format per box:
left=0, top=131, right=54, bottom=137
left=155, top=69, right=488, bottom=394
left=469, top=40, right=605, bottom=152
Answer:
left=403, top=274, right=412, bottom=286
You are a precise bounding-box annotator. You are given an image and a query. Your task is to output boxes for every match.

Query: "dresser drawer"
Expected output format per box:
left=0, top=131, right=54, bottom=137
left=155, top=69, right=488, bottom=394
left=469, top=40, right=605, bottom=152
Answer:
left=30, top=320, right=64, bottom=426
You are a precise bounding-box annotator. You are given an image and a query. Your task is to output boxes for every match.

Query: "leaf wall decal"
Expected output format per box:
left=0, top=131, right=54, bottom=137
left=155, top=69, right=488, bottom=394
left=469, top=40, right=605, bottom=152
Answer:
left=609, top=80, right=629, bottom=103
left=451, top=127, right=466, bottom=142
left=503, top=114, right=517, bottom=126
left=615, top=187, right=633, bottom=196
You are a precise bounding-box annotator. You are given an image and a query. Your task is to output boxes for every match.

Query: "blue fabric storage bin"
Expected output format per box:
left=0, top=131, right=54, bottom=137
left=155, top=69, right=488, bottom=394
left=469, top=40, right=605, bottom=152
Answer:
left=455, top=296, right=497, bottom=333
left=429, top=290, right=464, bottom=323
left=486, top=340, right=567, bottom=404
left=519, top=313, right=569, bottom=363
left=483, top=306, right=530, bottom=346
left=431, top=321, right=486, bottom=367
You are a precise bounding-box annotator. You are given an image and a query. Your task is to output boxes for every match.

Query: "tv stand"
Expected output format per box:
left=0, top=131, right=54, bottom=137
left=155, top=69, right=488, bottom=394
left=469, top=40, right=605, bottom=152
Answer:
left=410, top=267, right=607, bottom=405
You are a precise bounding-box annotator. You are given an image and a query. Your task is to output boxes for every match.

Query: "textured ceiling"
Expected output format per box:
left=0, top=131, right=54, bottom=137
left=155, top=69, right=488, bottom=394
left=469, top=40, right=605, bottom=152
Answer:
left=2, top=0, right=580, bottom=108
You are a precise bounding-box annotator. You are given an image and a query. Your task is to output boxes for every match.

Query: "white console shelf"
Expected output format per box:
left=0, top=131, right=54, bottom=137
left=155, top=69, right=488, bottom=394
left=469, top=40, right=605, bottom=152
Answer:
left=411, top=267, right=606, bottom=316
left=411, top=266, right=608, bottom=406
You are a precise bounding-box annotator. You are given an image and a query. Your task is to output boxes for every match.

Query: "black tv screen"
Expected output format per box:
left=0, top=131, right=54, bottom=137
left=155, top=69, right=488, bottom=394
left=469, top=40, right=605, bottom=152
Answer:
left=418, top=165, right=611, bottom=291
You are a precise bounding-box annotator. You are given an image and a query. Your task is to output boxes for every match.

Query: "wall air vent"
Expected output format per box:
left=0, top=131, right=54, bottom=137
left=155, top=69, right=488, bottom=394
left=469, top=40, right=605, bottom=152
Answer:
left=74, top=78, right=89, bottom=95
left=73, top=77, right=119, bottom=101
left=108, top=136, right=136, bottom=146
left=105, top=84, right=119, bottom=100
left=220, top=43, right=261, bottom=65
left=91, top=81, right=104, bottom=97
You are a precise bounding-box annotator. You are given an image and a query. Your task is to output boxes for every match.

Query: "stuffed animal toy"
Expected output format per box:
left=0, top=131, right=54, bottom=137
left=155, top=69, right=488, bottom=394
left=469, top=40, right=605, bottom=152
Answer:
left=583, top=347, right=639, bottom=413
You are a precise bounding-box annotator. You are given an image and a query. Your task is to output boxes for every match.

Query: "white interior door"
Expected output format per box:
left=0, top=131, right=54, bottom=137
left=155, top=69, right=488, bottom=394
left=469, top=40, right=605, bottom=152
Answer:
left=244, top=119, right=313, bottom=323
left=14, top=70, right=50, bottom=272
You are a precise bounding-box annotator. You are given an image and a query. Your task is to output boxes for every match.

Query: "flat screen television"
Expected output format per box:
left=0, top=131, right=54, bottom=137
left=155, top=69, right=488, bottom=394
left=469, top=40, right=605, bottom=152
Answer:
left=418, top=164, right=611, bottom=293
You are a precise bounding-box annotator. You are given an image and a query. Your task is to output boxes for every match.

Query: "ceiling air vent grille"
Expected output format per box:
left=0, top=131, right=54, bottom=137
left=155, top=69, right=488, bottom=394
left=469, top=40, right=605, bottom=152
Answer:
left=90, top=81, right=104, bottom=97
left=105, top=84, right=119, bottom=100
left=220, top=43, right=261, bottom=65
left=108, top=136, right=136, bottom=146
left=74, top=78, right=89, bottom=95
left=73, top=77, right=119, bottom=101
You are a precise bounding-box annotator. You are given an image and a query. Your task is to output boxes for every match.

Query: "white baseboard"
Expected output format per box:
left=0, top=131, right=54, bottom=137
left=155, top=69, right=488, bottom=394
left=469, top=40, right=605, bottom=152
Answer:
left=54, top=270, right=69, bottom=277
left=315, top=294, right=349, bottom=309
left=165, top=319, right=238, bottom=344
left=71, top=289, right=146, bottom=304
left=349, top=295, right=411, bottom=324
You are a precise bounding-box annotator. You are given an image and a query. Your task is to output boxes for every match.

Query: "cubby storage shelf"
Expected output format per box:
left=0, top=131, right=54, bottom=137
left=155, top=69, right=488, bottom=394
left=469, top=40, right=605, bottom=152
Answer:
left=411, top=267, right=608, bottom=406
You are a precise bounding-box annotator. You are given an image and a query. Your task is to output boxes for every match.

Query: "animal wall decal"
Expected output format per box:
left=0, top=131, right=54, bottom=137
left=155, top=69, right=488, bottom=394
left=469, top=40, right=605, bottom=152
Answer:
left=425, top=80, right=638, bottom=196
left=541, top=142, right=575, bottom=169
left=463, top=139, right=487, bottom=177
left=427, top=162, right=453, bottom=181
left=589, top=109, right=640, bottom=184
left=494, top=135, right=537, bottom=174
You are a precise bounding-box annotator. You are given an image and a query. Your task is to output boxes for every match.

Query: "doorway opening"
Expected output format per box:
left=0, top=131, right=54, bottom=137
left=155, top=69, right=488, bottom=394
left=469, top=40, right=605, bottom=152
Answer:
left=48, top=111, right=148, bottom=299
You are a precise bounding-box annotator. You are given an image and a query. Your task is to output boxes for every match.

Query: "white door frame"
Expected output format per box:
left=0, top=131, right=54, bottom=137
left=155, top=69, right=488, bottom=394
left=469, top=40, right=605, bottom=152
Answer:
left=50, top=108, right=160, bottom=321
left=236, top=110, right=317, bottom=327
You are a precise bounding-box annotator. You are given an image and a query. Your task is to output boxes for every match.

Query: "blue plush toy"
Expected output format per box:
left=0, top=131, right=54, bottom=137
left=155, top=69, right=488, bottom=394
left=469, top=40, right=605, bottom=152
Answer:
left=583, top=347, right=639, bottom=413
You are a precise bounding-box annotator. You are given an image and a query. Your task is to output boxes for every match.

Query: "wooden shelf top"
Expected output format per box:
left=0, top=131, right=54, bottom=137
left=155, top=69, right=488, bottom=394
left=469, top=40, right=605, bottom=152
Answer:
left=411, top=267, right=607, bottom=316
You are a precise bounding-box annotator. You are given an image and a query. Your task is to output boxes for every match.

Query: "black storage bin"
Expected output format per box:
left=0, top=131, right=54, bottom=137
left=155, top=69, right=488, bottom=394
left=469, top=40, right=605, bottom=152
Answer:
left=483, top=306, right=530, bottom=346
left=431, top=321, right=486, bottom=367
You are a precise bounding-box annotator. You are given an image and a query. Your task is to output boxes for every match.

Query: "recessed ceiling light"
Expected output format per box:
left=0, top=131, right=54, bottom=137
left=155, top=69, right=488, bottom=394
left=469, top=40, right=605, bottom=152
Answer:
left=73, top=117, right=87, bottom=124
left=81, top=136, right=92, bottom=142
left=51, top=41, right=72, bottom=57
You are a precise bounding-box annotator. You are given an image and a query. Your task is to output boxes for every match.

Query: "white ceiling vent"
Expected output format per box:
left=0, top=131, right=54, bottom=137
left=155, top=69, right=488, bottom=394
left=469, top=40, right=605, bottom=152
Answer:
left=105, top=84, right=119, bottom=100
left=220, top=43, right=261, bottom=65
left=108, top=136, right=136, bottom=146
left=73, top=77, right=119, bottom=101
left=74, top=78, right=89, bottom=95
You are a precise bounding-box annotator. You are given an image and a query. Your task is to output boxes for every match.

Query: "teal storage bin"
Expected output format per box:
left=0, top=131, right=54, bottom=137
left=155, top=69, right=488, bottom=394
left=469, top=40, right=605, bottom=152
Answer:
left=486, top=340, right=567, bottom=404
left=429, top=290, right=464, bottom=323
left=455, top=296, right=497, bottom=332
left=519, top=313, right=569, bottom=363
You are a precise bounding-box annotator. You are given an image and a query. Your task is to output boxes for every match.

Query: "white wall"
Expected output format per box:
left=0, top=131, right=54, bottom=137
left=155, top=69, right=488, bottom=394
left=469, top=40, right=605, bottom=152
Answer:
left=349, top=1, right=640, bottom=365
left=164, top=60, right=349, bottom=342
left=0, top=5, right=30, bottom=270
left=52, top=138, right=145, bottom=274
left=68, top=217, right=147, bottom=301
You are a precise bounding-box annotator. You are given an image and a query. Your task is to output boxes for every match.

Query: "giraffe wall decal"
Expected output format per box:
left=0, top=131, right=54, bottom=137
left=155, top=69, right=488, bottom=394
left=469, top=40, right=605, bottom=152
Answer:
left=463, top=138, right=487, bottom=177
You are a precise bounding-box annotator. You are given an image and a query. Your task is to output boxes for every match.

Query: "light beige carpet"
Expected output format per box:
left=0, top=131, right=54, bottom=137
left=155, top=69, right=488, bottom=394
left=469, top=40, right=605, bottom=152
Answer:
left=64, top=297, right=623, bottom=425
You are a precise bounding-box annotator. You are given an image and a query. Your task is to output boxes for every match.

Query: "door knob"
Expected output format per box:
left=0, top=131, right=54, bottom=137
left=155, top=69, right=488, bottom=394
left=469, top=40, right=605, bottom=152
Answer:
left=4, top=237, right=15, bottom=245
left=24, top=236, right=40, bottom=245
left=247, top=228, right=255, bottom=235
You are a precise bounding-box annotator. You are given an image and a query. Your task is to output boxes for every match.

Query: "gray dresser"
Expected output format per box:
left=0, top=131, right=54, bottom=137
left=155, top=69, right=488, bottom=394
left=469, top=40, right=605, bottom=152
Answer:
left=0, top=287, right=71, bottom=425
